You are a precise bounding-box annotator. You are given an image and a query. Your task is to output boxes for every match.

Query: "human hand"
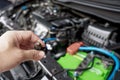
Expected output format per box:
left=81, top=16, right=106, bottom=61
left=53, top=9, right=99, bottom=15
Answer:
left=0, top=31, right=45, bottom=72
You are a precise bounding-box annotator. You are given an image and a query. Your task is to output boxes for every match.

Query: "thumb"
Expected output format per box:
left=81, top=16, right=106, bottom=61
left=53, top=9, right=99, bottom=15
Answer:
left=22, top=49, right=45, bottom=61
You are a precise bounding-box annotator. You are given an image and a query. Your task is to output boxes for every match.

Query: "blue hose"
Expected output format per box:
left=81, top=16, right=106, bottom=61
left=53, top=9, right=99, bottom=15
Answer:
left=79, top=47, right=120, bottom=80
left=21, top=6, right=28, bottom=10
left=43, top=38, right=56, bottom=42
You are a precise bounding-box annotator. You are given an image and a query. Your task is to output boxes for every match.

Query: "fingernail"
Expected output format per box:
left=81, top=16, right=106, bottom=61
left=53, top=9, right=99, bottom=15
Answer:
left=39, top=51, right=46, bottom=58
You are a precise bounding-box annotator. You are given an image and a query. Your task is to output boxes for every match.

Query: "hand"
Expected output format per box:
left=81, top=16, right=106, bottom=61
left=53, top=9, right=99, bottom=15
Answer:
left=0, top=31, right=45, bottom=72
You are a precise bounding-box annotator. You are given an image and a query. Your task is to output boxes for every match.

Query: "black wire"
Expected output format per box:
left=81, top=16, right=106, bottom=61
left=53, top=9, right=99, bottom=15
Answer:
left=66, top=57, right=95, bottom=72
left=48, top=57, right=95, bottom=79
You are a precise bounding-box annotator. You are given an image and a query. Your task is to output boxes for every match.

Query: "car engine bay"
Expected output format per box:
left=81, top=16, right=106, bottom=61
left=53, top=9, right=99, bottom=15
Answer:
left=0, top=0, right=120, bottom=80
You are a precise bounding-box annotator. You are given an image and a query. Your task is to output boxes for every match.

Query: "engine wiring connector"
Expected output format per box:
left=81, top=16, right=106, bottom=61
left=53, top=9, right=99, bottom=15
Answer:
left=67, top=42, right=84, bottom=55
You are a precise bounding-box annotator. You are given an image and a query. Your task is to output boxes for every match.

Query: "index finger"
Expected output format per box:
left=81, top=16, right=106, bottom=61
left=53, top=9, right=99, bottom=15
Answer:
left=31, top=32, right=45, bottom=47
left=16, top=31, right=45, bottom=47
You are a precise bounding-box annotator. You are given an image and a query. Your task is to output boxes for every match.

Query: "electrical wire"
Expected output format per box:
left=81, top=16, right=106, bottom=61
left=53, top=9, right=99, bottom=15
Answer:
left=48, top=57, right=95, bottom=80
left=62, top=57, right=95, bottom=80
left=66, top=57, right=95, bottom=72
left=79, top=47, right=120, bottom=80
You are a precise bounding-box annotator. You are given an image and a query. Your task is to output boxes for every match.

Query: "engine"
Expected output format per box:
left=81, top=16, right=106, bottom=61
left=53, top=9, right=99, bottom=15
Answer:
left=0, top=0, right=120, bottom=80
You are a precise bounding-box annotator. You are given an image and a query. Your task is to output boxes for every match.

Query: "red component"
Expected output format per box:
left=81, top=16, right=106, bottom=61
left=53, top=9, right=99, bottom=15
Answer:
left=67, top=42, right=84, bottom=55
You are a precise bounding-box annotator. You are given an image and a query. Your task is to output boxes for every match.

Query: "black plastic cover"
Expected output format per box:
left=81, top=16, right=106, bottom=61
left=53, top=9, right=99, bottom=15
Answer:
left=40, top=53, right=72, bottom=80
